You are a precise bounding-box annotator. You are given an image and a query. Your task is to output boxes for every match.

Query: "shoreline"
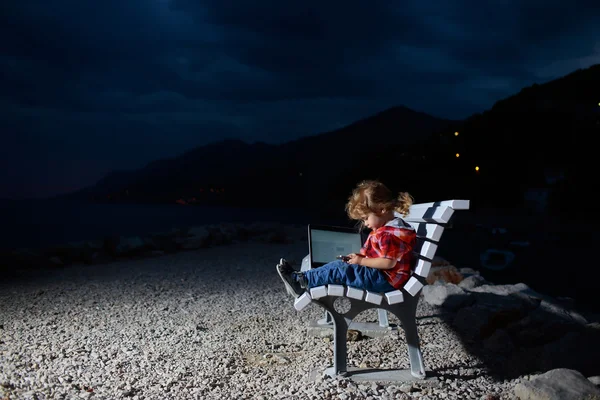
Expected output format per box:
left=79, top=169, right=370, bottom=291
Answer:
left=2, top=218, right=597, bottom=314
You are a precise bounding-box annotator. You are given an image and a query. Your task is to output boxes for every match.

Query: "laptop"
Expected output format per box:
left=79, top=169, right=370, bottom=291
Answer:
left=307, top=224, right=364, bottom=269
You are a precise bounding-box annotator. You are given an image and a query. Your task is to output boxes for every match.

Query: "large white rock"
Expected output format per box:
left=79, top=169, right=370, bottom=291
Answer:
left=514, top=368, right=600, bottom=400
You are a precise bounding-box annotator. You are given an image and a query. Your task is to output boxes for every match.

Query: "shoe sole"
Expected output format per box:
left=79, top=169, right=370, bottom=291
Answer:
left=276, top=263, right=302, bottom=298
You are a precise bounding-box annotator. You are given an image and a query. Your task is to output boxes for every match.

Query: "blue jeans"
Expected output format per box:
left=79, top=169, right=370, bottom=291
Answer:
left=305, top=260, right=395, bottom=292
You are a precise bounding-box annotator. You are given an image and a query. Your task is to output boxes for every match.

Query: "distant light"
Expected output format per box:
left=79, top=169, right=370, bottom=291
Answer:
left=454, top=131, right=459, bottom=136
left=455, top=153, right=460, bottom=158
left=299, top=172, right=303, bottom=177
left=475, top=166, right=480, bottom=171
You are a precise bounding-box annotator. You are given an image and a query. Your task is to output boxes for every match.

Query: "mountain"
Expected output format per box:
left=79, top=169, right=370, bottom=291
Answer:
left=430, top=64, right=600, bottom=216
left=66, top=106, right=455, bottom=213
left=79, top=139, right=276, bottom=202
left=66, top=64, right=599, bottom=218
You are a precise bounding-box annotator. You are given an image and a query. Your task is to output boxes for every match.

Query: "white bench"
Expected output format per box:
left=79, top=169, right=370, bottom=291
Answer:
left=295, top=199, right=470, bottom=380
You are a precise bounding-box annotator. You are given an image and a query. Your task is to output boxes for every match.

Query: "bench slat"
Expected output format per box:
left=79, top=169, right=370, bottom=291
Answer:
left=411, top=222, right=444, bottom=242
left=404, top=277, right=424, bottom=297
left=310, top=286, right=328, bottom=299
left=414, top=240, right=438, bottom=260
left=409, top=199, right=470, bottom=210
left=405, top=205, right=454, bottom=223
left=365, top=291, right=383, bottom=305
left=299, top=285, right=410, bottom=306
left=414, top=259, right=432, bottom=279
left=328, top=284, right=344, bottom=296
left=294, top=292, right=312, bottom=311
left=346, top=287, right=364, bottom=300
left=385, top=290, right=404, bottom=304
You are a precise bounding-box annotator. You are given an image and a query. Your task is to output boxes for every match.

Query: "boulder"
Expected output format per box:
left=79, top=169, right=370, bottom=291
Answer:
left=427, top=265, right=464, bottom=285
left=458, top=274, right=487, bottom=290
left=422, top=283, right=475, bottom=310
left=513, top=368, right=600, bottom=400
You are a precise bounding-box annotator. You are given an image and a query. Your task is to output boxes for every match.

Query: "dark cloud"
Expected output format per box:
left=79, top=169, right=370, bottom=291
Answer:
left=1, top=0, right=598, bottom=198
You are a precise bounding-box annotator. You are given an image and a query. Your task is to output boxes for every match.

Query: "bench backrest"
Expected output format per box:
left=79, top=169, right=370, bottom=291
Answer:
left=404, top=200, right=470, bottom=284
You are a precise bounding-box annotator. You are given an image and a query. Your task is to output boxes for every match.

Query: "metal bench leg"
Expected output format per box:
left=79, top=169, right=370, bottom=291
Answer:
left=323, top=310, right=350, bottom=377
left=377, top=309, right=389, bottom=327
left=318, top=310, right=333, bottom=325
left=397, top=312, right=426, bottom=379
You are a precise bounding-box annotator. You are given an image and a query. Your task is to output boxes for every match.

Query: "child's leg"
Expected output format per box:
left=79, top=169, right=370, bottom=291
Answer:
left=304, top=260, right=395, bottom=292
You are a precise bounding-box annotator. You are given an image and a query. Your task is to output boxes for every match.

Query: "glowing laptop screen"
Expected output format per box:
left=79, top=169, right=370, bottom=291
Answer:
left=308, top=225, right=363, bottom=268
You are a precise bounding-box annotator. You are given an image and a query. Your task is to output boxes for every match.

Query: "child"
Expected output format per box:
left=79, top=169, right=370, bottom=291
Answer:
left=277, top=179, right=416, bottom=298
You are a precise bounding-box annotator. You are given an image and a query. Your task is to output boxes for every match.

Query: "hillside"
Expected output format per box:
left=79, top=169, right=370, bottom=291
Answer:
left=68, top=106, right=454, bottom=213
left=432, top=64, right=600, bottom=215
left=66, top=64, right=600, bottom=219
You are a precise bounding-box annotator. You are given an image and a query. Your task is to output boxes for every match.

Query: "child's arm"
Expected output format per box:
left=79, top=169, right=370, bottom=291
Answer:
left=347, top=254, right=396, bottom=270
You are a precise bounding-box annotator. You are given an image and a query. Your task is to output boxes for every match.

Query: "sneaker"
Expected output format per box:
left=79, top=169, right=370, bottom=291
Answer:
left=276, top=258, right=304, bottom=298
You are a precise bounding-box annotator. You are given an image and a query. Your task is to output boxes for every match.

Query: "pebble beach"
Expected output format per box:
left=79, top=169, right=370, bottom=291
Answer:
left=0, top=240, right=588, bottom=399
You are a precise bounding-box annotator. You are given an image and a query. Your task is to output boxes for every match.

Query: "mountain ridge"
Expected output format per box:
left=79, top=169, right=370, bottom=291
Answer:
left=63, top=64, right=599, bottom=216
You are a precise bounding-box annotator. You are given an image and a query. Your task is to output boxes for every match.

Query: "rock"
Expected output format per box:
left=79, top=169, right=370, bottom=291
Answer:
left=506, top=315, right=574, bottom=347
left=265, top=230, right=288, bottom=244
left=9, top=248, right=51, bottom=269
left=63, top=241, right=97, bottom=264
left=507, top=291, right=542, bottom=311
left=88, top=251, right=114, bottom=265
left=540, top=326, right=600, bottom=376
left=347, top=330, right=362, bottom=342
left=483, top=329, right=514, bottom=354
left=145, top=250, right=165, bottom=257
left=432, top=256, right=451, bottom=266
left=103, top=235, right=121, bottom=256
left=114, top=236, right=146, bottom=256
left=458, top=275, right=487, bottom=290
left=452, top=305, right=494, bottom=339
left=471, top=291, right=531, bottom=316
left=85, top=240, right=105, bottom=250
left=589, top=376, right=600, bottom=386
left=149, top=234, right=179, bottom=253
left=468, top=282, right=530, bottom=296
left=513, top=368, right=600, bottom=400
left=536, top=300, right=589, bottom=326
left=427, top=265, right=464, bottom=285
left=176, top=226, right=210, bottom=249
left=458, top=267, right=479, bottom=276
left=203, top=225, right=233, bottom=246
left=422, top=283, right=475, bottom=310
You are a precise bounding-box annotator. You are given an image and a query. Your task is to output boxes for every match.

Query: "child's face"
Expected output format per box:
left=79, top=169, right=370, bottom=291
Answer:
left=362, top=211, right=389, bottom=230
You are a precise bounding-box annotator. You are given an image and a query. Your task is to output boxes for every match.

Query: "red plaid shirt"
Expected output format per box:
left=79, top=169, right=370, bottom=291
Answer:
left=360, top=219, right=416, bottom=289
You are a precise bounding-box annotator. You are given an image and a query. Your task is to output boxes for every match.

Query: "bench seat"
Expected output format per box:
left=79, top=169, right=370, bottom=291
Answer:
left=295, top=283, right=417, bottom=310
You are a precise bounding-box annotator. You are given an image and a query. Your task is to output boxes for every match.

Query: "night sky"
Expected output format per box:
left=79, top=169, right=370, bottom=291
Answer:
left=2, top=1, right=599, bottom=199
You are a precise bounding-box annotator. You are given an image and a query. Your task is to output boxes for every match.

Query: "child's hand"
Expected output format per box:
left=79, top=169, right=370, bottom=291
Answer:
left=347, top=253, right=364, bottom=265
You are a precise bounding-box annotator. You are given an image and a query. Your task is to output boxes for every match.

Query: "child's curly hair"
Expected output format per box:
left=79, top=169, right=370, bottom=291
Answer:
left=345, top=180, right=413, bottom=226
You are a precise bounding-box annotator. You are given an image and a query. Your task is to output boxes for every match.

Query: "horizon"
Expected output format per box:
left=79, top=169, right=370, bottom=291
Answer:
left=2, top=1, right=599, bottom=199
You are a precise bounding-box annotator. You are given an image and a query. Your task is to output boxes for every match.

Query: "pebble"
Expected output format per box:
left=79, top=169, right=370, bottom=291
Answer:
left=0, top=242, right=524, bottom=399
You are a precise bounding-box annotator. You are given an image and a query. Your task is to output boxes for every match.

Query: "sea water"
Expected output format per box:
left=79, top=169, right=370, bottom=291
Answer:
left=0, top=199, right=312, bottom=250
